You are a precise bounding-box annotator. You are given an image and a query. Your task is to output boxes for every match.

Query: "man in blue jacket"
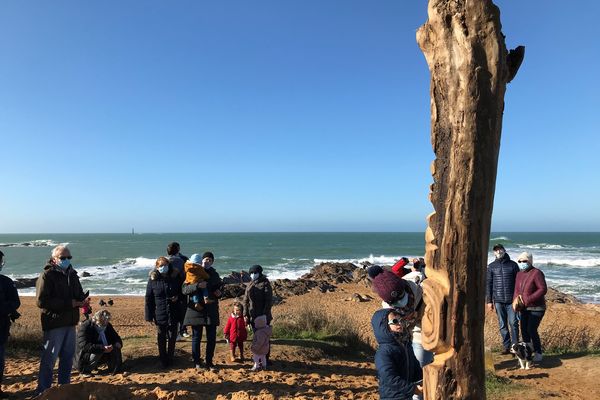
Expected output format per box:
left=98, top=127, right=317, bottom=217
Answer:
left=0, top=251, right=21, bottom=399
left=486, top=244, right=520, bottom=354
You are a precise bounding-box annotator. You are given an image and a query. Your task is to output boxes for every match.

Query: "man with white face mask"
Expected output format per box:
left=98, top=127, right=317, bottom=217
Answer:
left=35, top=245, right=87, bottom=395
left=485, top=244, right=520, bottom=355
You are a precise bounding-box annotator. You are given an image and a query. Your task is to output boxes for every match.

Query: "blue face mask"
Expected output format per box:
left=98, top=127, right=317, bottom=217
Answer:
left=518, top=262, right=529, bottom=271
left=158, top=265, right=168, bottom=274
left=250, top=273, right=259, bottom=281
left=57, top=258, right=71, bottom=270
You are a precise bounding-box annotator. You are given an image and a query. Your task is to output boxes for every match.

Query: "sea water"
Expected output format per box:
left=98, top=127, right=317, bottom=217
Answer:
left=1, top=232, right=598, bottom=303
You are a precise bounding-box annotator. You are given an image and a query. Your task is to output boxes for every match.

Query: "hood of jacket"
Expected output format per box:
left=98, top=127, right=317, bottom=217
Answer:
left=371, top=308, right=400, bottom=346
left=254, top=314, right=268, bottom=328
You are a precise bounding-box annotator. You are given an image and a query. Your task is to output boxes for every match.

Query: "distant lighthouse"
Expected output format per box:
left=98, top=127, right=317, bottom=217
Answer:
left=131, top=228, right=135, bottom=235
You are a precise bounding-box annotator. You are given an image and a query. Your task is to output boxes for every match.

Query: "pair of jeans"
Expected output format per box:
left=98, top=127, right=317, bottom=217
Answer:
left=191, top=324, right=217, bottom=366
left=494, top=302, right=519, bottom=349
left=156, top=324, right=178, bottom=367
left=520, top=309, right=545, bottom=354
left=36, top=326, right=76, bottom=394
left=411, top=341, right=432, bottom=400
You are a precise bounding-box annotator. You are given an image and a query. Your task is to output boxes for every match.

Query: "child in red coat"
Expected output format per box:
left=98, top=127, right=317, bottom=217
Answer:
left=223, top=302, right=248, bottom=362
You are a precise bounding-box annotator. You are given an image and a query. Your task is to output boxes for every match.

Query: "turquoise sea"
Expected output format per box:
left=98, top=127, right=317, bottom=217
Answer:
left=1, top=232, right=599, bottom=303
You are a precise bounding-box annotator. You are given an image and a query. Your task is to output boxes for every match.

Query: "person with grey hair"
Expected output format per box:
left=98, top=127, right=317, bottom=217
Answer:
left=0, top=250, right=21, bottom=399
left=35, top=245, right=88, bottom=395
left=75, top=310, right=123, bottom=376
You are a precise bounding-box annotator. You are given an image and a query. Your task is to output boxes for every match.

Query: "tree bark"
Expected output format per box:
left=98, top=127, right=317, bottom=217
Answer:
left=416, top=1, right=521, bottom=399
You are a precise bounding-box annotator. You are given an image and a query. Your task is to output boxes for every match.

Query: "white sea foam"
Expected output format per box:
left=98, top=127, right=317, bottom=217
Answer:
left=0, top=239, right=59, bottom=248
left=517, top=243, right=572, bottom=250
left=490, top=236, right=511, bottom=241
left=314, top=254, right=406, bottom=266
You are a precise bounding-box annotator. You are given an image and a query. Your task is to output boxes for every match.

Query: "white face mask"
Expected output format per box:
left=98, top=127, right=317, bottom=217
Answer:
left=250, top=273, right=259, bottom=281
left=518, top=262, right=529, bottom=271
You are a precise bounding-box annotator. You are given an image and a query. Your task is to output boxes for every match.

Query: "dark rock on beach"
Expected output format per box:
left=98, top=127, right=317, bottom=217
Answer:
left=222, top=271, right=251, bottom=285
left=14, top=278, right=38, bottom=289
left=300, top=262, right=358, bottom=284
left=81, top=271, right=92, bottom=277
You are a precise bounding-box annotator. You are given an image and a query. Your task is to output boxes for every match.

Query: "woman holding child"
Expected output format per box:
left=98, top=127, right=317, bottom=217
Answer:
left=182, top=251, right=223, bottom=371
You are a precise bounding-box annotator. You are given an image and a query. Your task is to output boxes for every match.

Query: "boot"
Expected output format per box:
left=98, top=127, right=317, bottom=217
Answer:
left=239, top=348, right=245, bottom=363
left=229, top=349, right=236, bottom=363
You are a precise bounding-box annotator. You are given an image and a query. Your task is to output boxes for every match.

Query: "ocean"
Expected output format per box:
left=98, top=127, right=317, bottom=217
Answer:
left=1, top=232, right=599, bottom=303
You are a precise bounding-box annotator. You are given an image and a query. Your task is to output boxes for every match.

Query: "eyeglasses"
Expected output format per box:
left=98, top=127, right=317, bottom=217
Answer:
left=388, top=318, right=402, bottom=325
left=59, top=256, right=73, bottom=260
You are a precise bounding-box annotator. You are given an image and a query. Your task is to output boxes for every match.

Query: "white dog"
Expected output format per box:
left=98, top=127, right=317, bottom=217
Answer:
left=511, top=342, right=534, bottom=369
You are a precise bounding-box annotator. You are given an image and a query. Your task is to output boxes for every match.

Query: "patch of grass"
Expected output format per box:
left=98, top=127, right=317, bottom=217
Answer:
left=486, top=372, right=523, bottom=398
left=6, top=322, right=44, bottom=355
left=272, top=306, right=370, bottom=353
left=542, top=325, right=600, bottom=355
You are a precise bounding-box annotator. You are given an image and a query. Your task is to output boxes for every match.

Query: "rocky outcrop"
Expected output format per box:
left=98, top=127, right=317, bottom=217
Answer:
left=546, top=287, right=581, bottom=304
left=14, top=277, right=37, bottom=289
left=300, top=262, right=357, bottom=283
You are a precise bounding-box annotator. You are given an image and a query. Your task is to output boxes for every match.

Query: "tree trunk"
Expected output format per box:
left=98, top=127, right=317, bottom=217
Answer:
left=416, top=1, right=522, bottom=399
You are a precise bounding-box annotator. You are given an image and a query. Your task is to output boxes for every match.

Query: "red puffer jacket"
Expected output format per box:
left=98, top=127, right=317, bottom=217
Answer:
left=224, top=314, right=248, bottom=343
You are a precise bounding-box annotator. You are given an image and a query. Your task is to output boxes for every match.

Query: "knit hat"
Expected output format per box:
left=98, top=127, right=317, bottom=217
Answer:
left=189, top=253, right=202, bottom=264
left=517, top=252, right=533, bottom=265
left=202, top=251, right=215, bottom=262
left=370, top=268, right=409, bottom=307
left=249, top=264, right=263, bottom=274
left=492, top=244, right=505, bottom=251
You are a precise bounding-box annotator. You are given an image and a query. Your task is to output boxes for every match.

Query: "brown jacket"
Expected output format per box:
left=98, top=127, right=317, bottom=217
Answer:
left=36, top=261, right=86, bottom=331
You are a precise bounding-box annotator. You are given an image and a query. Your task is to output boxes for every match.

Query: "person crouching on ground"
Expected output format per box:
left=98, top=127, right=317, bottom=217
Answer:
left=250, top=315, right=272, bottom=371
left=145, top=257, right=183, bottom=368
left=372, top=308, right=423, bottom=400
left=224, top=302, right=248, bottom=362
left=76, top=310, right=123, bottom=376
left=184, top=254, right=211, bottom=311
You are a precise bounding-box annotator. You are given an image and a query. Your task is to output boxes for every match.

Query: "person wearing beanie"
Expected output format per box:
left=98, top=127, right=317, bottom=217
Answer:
left=486, top=243, right=520, bottom=355
left=182, top=251, right=223, bottom=371
left=184, top=254, right=211, bottom=312
left=513, top=251, right=547, bottom=363
left=369, top=265, right=433, bottom=382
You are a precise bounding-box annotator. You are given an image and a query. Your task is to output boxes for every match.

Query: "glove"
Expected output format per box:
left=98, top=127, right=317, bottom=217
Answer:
left=9, top=311, right=21, bottom=322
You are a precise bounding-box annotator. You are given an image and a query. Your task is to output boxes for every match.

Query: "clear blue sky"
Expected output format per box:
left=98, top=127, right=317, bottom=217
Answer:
left=1, top=1, right=598, bottom=233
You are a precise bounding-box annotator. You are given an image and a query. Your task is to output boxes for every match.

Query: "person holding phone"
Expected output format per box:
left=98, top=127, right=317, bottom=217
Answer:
left=35, top=245, right=88, bottom=395
left=75, top=310, right=123, bottom=376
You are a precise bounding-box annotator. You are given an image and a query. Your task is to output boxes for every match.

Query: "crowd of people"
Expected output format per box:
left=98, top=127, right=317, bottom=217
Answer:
left=0, top=242, right=548, bottom=398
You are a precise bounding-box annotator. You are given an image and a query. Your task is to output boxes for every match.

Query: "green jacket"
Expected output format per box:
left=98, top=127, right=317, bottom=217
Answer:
left=36, top=261, right=86, bottom=331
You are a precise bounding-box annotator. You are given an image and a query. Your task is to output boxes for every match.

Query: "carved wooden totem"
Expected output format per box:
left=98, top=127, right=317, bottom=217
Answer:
left=416, top=1, right=523, bottom=399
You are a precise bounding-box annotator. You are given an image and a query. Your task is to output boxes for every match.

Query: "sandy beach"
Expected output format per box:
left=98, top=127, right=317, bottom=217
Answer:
left=3, top=271, right=600, bottom=400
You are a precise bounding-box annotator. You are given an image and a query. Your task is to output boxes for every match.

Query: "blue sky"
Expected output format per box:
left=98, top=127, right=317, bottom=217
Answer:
left=1, top=1, right=599, bottom=233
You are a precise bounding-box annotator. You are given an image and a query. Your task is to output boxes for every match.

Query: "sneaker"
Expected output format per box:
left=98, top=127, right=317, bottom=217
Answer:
left=533, top=352, right=543, bottom=362
left=195, top=364, right=202, bottom=370
left=250, top=365, right=262, bottom=372
left=205, top=362, right=217, bottom=372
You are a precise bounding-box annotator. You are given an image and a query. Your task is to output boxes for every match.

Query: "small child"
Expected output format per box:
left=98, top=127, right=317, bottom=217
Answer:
left=250, top=314, right=272, bottom=371
left=223, top=302, right=248, bottom=362
left=81, top=298, right=92, bottom=320
left=184, top=253, right=210, bottom=311
left=372, top=308, right=423, bottom=400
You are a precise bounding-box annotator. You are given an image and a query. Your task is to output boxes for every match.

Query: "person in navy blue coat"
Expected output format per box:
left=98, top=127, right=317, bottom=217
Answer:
left=145, top=257, right=183, bottom=368
left=372, top=308, right=422, bottom=400
left=0, top=251, right=21, bottom=399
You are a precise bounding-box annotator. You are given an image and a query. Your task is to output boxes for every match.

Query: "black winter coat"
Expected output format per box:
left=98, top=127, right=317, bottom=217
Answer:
left=182, top=267, right=222, bottom=326
left=75, top=319, right=122, bottom=372
left=486, top=253, right=519, bottom=304
left=0, top=274, right=20, bottom=344
left=36, top=262, right=86, bottom=331
left=145, top=268, right=183, bottom=326
left=243, top=275, right=273, bottom=325
left=372, top=309, right=422, bottom=400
